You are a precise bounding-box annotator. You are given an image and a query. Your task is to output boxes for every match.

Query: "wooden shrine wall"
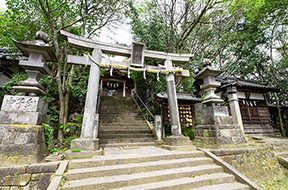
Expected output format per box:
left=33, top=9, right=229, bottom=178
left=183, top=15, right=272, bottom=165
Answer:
left=239, top=99, right=273, bottom=134
left=162, top=102, right=195, bottom=127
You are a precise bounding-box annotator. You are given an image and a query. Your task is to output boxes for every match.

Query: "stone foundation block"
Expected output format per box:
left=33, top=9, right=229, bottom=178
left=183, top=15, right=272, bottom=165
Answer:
left=71, top=138, right=99, bottom=151
left=165, top=136, right=190, bottom=146
left=0, top=124, right=48, bottom=166
left=0, top=95, right=50, bottom=125
left=0, top=111, right=50, bottom=125
left=1, top=95, right=48, bottom=114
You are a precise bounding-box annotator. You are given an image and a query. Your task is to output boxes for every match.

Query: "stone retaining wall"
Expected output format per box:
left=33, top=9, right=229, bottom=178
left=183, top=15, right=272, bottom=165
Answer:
left=0, top=162, right=59, bottom=190
left=211, top=147, right=281, bottom=181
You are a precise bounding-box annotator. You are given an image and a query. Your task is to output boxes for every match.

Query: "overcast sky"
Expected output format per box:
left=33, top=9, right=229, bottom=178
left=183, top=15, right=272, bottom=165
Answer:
left=0, top=1, right=6, bottom=9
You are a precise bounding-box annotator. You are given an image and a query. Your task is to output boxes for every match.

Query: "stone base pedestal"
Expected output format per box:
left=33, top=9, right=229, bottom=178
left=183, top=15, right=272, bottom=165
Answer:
left=165, top=136, right=190, bottom=146
left=194, top=105, right=246, bottom=148
left=71, top=138, right=99, bottom=151
left=0, top=95, right=50, bottom=125
left=0, top=124, right=48, bottom=166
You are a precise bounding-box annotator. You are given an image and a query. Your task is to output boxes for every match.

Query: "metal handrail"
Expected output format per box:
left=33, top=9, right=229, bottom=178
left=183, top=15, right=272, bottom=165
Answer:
left=132, top=90, right=155, bottom=120
left=96, top=85, right=102, bottom=113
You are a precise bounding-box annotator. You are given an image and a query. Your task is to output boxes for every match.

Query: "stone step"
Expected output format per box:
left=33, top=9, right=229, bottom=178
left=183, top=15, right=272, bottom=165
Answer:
left=99, top=127, right=151, bottom=131
left=99, top=125, right=149, bottom=129
left=100, top=120, right=147, bottom=124
left=274, top=146, right=288, bottom=152
left=99, top=130, right=152, bottom=135
left=100, top=113, right=140, bottom=117
left=189, top=182, right=249, bottom=190
left=110, top=174, right=239, bottom=190
left=99, top=133, right=154, bottom=139
left=68, top=151, right=205, bottom=169
left=99, top=125, right=150, bottom=129
left=99, top=138, right=155, bottom=144
left=101, top=97, right=133, bottom=101
left=62, top=166, right=225, bottom=190
left=276, top=151, right=288, bottom=158
left=99, top=102, right=139, bottom=109
left=99, top=116, right=144, bottom=121
left=100, top=108, right=138, bottom=111
left=65, top=157, right=214, bottom=181
left=100, top=142, right=157, bottom=148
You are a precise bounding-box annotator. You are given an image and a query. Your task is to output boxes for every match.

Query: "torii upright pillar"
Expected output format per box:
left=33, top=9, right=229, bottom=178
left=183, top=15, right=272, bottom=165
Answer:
left=71, top=48, right=101, bottom=151
left=165, top=59, right=190, bottom=146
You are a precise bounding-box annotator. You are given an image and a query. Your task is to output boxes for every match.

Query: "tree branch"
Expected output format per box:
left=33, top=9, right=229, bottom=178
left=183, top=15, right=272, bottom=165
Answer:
left=57, top=15, right=89, bottom=32
left=49, top=0, right=67, bottom=13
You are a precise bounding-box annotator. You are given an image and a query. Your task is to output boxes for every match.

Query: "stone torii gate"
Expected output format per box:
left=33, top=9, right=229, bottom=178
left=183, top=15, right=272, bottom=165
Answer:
left=60, top=31, right=192, bottom=150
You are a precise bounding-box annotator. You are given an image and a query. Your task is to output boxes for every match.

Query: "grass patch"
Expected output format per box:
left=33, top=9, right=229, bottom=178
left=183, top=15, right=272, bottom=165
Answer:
left=71, top=148, right=81, bottom=152
left=256, top=166, right=288, bottom=189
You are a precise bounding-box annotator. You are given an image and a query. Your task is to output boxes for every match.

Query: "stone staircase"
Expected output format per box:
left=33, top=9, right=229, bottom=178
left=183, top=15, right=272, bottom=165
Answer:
left=276, top=148, right=288, bottom=159
left=98, top=96, right=156, bottom=148
left=61, top=148, right=249, bottom=190
left=275, top=146, right=288, bottom=169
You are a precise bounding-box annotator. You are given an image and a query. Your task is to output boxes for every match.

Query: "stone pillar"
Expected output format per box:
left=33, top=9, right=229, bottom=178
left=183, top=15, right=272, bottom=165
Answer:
left=228, top=92, right=244, bottom=135
left=164, top=59, right=190, bottom=146
left=165, top=59, right=181, bottom=136
left=123, top=82, right=126, bottom=97
left=81, top=48, right=101, bottom=138
left=154, top=115, right=162, bottom=141
left=71, top=48, right=101, bottom=151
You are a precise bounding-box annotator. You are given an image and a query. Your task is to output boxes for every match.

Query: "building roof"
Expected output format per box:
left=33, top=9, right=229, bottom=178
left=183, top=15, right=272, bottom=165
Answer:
left=216, top=75, right=279, bottom=92
left=156, top=92, right=201, bottom=102
left=0, top=48, right=26, bottom=62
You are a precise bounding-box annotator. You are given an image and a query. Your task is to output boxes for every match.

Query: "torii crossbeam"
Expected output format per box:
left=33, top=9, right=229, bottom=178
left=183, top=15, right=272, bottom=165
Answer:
left=61, top=30, right=193, bottom=149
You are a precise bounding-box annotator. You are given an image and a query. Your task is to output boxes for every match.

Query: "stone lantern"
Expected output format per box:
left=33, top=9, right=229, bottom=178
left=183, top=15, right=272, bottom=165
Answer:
left=194, top=59, right=223, bottom=105
left=193, top=59, right=246, bottom=148
left=0, top=31, right=57, bottom=166
left=12, top=31, right=58, bottom=96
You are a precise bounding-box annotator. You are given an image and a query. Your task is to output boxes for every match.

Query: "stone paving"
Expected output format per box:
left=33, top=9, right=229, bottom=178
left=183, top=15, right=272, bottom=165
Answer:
left=252, top=135, right=288, bottom=143
left=102, top=146, right=175, bottom=158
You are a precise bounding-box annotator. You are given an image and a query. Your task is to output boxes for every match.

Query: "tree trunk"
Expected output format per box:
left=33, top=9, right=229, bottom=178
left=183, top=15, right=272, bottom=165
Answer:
left=38, top=0, right=64, bottom=142
left=275, top=92, right=286, bottom=137
left=63, top=64, right=76, bottom=126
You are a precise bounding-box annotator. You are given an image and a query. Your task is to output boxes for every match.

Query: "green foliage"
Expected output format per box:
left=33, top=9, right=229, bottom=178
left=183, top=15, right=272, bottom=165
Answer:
left=220, top=101, right=229, bottom=106
left=59, top=124, right=70, bottom=133
left=181, top=127, right=195, bottom=140
left=165, top=125, right=171, bottom=137
left=0, top=72, right=27, bottom=106
left=0, top=7, right=41, bottom=49
left=50, top=147, right=68, bottom=153
left=43, top=123, right=54, bottom=152
left=71, top=148, right=81, bottom=153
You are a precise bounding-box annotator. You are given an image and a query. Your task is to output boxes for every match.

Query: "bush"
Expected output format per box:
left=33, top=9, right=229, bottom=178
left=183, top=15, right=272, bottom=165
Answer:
left=182, top=127, right=195, bottom=140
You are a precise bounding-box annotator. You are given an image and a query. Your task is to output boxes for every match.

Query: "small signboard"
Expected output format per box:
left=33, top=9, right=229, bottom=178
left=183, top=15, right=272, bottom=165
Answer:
left=131, top=42, right=145, bottom=67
